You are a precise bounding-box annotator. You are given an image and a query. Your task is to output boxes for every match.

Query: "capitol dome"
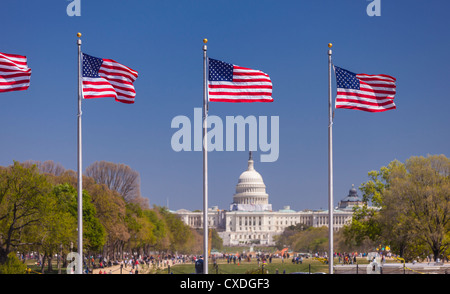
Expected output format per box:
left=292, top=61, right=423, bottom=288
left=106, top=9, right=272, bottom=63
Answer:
left=230, top=152, right=271, bottom=211
left=337, top=184, right=364, bottom=210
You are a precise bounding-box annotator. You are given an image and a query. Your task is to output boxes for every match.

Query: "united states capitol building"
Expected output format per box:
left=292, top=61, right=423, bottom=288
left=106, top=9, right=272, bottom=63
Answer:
left=174, top=153, right=365, bottom=246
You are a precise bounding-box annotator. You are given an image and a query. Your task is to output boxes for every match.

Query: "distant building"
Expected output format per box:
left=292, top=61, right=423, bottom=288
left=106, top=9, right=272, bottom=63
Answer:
left=175, top=153, right=365, bottom=246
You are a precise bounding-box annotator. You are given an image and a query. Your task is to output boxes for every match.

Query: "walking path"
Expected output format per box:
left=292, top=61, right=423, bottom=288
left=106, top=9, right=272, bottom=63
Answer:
left=92, top=260, right=176, bottom=274
left=93, top=264, right=130, bottom=274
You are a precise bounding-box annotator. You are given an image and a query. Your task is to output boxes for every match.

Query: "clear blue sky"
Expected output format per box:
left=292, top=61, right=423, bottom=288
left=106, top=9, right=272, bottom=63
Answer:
left=1, top=0, right=448, bottom=212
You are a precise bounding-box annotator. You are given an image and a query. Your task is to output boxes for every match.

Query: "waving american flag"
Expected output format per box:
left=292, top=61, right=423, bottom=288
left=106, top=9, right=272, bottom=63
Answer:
left=82, top=53, right=138, bottom=104
left=334, top=66, right=396, bottom=112
left=208, top=58, right=273, bottom=103
left=0, top=52, right=31, bottom=93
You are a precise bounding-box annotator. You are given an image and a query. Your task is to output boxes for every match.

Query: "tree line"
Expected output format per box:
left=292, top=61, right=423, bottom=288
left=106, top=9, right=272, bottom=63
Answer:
left=275, top=154, right=449, bottom=262
left=0, top=160, right=204, bottom=273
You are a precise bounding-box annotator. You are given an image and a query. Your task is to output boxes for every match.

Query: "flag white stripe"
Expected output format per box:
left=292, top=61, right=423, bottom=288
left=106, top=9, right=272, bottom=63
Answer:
left=336, top=101, right=396, bottom=110
left=0, top=53, right=27, bottom=62
left=336, top=95, right=395, bottom=104
left=357, top=74, right=396, bottom=82
left=360, top=84, right=396, bottom=92
left=0, top=82, right=30, bottom=89
left=209, top=88, right=272, bottom=93
left=100, top=70, right=136, bottom=82
left=102, top=60, right=138, bottom=76
left=0, top=76, right=31, bottom=83
left=209, top=95, right=273, bottom=99
left=208, top=81, right=273, bottom=86
left=0, top=64, right=31, bottom=72
left=82, top=90, right=116, bottom=96
left=338, top=88, right=395, bottom=98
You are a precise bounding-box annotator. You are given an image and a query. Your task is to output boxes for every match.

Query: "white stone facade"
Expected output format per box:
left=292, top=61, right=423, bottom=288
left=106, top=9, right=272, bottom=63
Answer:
left=174, top=153, right=361, bottom=246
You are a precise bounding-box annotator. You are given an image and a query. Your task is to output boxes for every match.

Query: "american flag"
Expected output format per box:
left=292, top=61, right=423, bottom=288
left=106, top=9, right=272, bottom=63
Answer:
left=82, top=53, right=138, bottom=104
left=334, top=66, right=396, bottom=112
left=208, top=58, right=273, bottom=103
left=0, top=52, right=31, bottom=93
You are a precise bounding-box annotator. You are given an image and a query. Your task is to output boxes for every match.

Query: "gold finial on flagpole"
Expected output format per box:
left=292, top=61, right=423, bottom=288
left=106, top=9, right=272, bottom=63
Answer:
left=77, top=32, right=82, bottom=38
left=328, top=43, right=333, bottom=48
left=203, top=38, right=208, bottom=44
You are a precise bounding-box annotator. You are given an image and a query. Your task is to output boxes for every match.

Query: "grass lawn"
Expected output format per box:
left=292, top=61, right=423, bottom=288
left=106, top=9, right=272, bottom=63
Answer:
left=161, top=257, right=371, bottom=274
left=24, top=256, right=378, bottom=274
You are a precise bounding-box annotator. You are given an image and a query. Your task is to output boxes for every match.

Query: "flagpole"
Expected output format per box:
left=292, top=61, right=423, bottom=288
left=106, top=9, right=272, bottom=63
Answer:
left=76, top=32, right=83, bottom=274
left=202, top=38, right=209, bottom=274
left=327, top=43, right=334, bottom=274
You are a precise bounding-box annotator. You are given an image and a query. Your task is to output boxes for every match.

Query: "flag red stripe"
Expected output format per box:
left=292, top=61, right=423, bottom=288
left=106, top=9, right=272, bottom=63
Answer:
left=209, top=84, right=272, bottom=89
left=103, top=59, right=138, bottom=76
left=0, top=79, right=31, bottom=86
left=84, top=94, right=116, bottom=99
left=233, top=71, right=269, bottom=77
left=209, top=98, right=273, bottom=103
left=357, top=74, right=396, bottom=81
left=209, top=91, right=272, bottom=96
left=232, top=78, right=272, bottom=83
left=336, top=105, right=396, bottom=112
left=337, top=90, right=395, bottom=99
left=0, top=67, right=31, bottom=73
left=0, top=86, right=30, bottom=93
left=336, top=98, right=396, bottom=107
left=0, top=72, right=31, bottom=78
left=360, top=82, right=396, bottom=89
left=115, top=98, right=135, bottom=104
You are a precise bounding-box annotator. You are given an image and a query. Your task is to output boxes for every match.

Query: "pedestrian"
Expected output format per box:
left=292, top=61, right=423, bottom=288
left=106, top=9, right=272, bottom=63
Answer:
left=195, top=256, right=204, bottom=274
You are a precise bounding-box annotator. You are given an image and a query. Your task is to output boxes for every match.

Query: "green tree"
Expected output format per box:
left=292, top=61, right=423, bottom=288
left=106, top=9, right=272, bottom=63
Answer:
left=344, top=154, right=450, bottom=261
left=290, top=227, right=329, bottom=253
left=385, top=155, right=449, bottom=261
left=37, top=184, right=77, bottom=273
left=210, top=229, right=223, bottom=251
left=84, top=177, right=129, bottom=260
left=0, top=252, right=27, bottom=274
left=274, top=223, right=309, bottom=250
left=0, top=162, right=53, bottom=264
left=63, top=184, right=106, bottom=254
left=143, top=208, right=167, bottom=253
left=158, top=207, right=194, bottom=253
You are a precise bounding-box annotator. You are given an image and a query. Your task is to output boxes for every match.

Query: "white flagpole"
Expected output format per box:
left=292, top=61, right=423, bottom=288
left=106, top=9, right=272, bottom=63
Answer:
left=327, top=43, right=334, bottom=274
left=202, top=38, right=209, bottom=274
left=76, top=32, right=83, bottom=274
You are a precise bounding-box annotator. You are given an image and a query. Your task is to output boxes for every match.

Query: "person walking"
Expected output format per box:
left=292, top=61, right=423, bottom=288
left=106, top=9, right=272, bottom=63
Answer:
left=195, top=256, right=204, bottom=274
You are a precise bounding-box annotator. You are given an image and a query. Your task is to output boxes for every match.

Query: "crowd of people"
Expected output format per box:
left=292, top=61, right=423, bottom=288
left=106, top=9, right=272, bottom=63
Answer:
left=84, top=253, right=192, bottom=274
left=24, top=248, right=443, bottom=274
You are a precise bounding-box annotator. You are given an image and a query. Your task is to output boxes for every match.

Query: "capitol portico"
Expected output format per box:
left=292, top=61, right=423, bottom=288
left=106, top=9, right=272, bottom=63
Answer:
left=175, top=152, right=364, bottom=246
